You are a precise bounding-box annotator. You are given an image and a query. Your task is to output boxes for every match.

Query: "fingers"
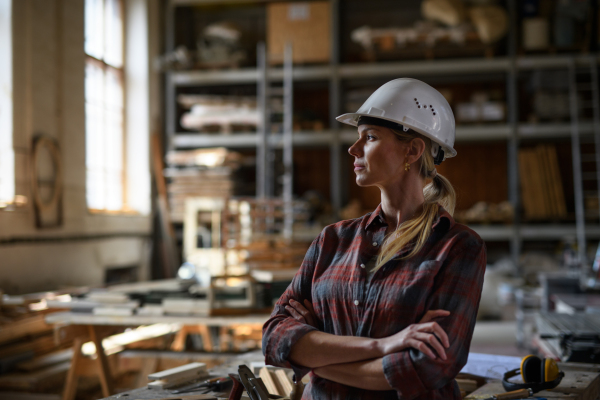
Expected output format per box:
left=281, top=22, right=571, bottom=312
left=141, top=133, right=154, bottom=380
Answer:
left=413, top=332, right=447, bottom=360
left=286, top=299, right=315, bottom=327
left=304, top=299, right=316, bottom=314
left=419, top=309, right=450, bottom=324
left=427, top=322, right=450, bottom=349
left=406, top=338, right=437, bottom=360
left=285, top=305, right=306, bottom=324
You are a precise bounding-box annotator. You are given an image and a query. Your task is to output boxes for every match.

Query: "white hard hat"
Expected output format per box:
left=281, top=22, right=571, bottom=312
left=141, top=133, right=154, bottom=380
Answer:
left=336, top=78, right=457, bottom=162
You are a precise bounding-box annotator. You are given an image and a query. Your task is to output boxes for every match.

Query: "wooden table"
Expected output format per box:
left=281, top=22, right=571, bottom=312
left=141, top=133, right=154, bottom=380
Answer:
left=465, top=362, right=600, bottom=400
left=45, top=312, right=270, bottom=400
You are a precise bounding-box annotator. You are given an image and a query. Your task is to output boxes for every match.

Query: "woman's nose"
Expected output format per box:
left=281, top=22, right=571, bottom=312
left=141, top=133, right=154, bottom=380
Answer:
left=348, top=140, right=362, bottom=157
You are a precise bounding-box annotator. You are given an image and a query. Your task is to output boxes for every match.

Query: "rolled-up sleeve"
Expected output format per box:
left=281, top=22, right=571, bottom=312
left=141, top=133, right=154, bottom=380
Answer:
left=382, top=232, right=487, bottom=400
left=262, top=232, right=323, bottom=380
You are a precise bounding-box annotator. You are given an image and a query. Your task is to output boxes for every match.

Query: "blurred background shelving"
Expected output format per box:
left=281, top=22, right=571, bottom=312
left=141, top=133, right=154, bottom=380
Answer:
left=162, top=0, right=600, bottom=271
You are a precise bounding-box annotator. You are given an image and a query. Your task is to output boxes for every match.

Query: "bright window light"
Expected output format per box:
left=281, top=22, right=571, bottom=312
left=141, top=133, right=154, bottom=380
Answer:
left=85, top=0, right=125, bottom=211
left=0, top=0, right=14, bottom=206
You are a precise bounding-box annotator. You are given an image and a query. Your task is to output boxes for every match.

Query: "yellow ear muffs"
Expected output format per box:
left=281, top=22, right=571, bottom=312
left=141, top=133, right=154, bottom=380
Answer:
left=521, top=354, right=542, bottom=383
left=504, top=355, right=564, bottom=393
left=544, top=358, right=560, bottom=381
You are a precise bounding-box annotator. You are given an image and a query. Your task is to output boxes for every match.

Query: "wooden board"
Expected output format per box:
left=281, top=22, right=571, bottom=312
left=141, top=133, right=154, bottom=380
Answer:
left=465, top=362, right=600, bottom=400
left=0, top=315, right=52, bottom=345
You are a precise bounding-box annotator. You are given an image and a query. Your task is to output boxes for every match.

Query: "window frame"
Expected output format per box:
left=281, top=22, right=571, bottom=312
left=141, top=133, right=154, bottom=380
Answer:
left=85, top=0, right=134, bottom=215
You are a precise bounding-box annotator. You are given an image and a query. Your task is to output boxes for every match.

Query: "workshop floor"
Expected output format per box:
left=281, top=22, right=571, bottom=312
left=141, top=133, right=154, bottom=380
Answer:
left=470, top=320, right=531, bottom=357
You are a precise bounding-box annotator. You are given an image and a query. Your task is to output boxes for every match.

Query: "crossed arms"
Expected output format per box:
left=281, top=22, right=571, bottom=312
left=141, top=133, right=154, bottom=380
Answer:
left=285, top=300, right=450, bottom=391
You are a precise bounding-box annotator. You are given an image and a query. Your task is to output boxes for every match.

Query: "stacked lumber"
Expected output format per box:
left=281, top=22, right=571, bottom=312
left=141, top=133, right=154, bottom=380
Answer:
left=165, top=148, right=249, bottom=222
left=0, top=295, right=76, bottom=393
left=518, top=144, right=567, bottom=220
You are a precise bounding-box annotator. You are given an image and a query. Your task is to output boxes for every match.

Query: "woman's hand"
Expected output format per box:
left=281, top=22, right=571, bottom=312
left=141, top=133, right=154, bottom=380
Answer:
left=285, top=299, right=319, bottom=329
left=377, top=309, right=450, bottom=360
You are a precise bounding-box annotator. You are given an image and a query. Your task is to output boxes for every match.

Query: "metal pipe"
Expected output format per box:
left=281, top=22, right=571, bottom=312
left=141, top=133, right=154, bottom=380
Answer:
left=568, top=58, right=588, bottom=265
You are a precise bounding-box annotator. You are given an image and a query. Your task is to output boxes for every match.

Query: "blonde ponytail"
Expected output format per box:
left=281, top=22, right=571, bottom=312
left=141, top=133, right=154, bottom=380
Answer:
left=374, top=129, right=456, bottom=270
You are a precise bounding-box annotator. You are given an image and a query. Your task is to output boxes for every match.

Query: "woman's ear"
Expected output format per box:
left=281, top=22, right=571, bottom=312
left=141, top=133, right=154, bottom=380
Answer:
left=406, top=138, right=426, bottom=164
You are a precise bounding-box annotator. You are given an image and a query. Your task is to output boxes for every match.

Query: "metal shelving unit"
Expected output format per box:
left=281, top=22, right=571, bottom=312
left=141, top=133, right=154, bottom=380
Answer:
left=164, top=0, right=600, bottom=268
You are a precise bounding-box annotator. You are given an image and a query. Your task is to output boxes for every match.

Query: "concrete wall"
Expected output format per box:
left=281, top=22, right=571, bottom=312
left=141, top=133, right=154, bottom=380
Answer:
left=0, top=0, right=160, bottom=294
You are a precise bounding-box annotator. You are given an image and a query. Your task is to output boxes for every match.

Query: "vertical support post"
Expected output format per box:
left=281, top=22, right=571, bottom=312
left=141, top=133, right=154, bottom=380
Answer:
left=88, top=326, right=114, bottom=397
left=283, top=43, right=294, bottom=239
left=506, top=0, right=521, bottom=270
left=164, top=1, right=175, bottom=153
left=62, top=337, right=84, bottom=400
left=329, top=0, right=342, bottom=219
left=568, top=59, right=588, bottom=266
left=589, top=57, right=600, bottom=225
left=257, top=42, right=268, bottom=199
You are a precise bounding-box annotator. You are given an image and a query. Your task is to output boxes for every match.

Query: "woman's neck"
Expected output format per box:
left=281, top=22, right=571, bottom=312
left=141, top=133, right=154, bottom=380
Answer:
left=379, top=178, right=425, bottom=233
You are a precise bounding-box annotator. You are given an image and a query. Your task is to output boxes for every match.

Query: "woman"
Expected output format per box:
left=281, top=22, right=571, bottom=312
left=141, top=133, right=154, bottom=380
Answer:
left=262, top=78, right=486, bottom=399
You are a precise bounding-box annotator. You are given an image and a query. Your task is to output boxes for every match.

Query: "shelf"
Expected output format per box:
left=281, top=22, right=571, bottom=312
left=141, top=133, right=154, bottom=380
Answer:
left=172, top=131, right=337, bottom=149
left=168, top=54, right=600, bottom=87
left=170, top=65, right=332, bottom=86
left=518, top=122, right=596, bottom=139
left=339, top=58, right=510, bottom=78
left=468, top=224, right=600, bottom=241
left=171, top=122, right=597, bottom=149
left=516, top=54, right=600, bottom=70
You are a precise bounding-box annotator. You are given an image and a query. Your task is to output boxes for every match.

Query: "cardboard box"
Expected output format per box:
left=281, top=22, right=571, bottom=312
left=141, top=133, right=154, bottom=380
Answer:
left=267, top=2, right=331, bottom=64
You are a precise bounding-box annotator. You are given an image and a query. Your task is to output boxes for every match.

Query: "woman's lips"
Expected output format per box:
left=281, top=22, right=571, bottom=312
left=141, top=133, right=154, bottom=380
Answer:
left=354, top=164, right=365, bottom=171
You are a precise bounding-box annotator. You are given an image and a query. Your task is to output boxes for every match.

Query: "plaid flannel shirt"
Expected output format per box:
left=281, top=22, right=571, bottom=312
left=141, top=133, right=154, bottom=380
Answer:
left=262, top=204, right=486, bottom=400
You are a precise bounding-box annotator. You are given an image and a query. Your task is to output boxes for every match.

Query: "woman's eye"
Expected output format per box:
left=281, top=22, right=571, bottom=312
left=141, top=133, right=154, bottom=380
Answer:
left=367, top=135, right=376, bottom=140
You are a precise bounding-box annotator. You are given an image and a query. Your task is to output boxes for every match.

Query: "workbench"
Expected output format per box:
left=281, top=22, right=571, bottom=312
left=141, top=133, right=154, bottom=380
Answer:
left=44, top=312, right=270, bottom=400
left=465, top=362, right=600, bottom=400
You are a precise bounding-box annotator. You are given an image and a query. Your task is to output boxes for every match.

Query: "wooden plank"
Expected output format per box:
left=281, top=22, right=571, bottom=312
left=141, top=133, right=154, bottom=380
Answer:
left=0, top=315, right=52, bottom=345
left=538, top=145, right=558, bottom=217
left=0, top=335, right=57, bottom=359
left=259, top=367, right=280, bottom=396
left=0, top=361, right=70, bottom=391
left=518, top=149, right=535, bottom=219
left=547, top=144, right=567, bottom=217
left=62, top=337, right=83, bottom=400
left=274, top=369, right=293, bottom=397
left=16, top=349, right=73, bottom=372
left=88, top=325, right=114, bottom=397
left=148, top=362, right=207, bottom=383
left=0, top=392, right=61, bottom=400
left=134, top=357, right=158, bottom=389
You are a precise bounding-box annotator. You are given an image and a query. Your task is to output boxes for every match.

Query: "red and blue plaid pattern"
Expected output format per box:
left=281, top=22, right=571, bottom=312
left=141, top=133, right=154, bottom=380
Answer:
left=262, top=204, right=487, bottom=400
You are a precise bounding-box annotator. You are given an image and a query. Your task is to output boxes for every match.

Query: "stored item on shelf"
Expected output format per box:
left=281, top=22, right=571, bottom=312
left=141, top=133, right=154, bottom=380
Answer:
left=179, top=95, right=259, bottom=134
left=267, top=1, right=330, bottom=64
left=197, top=21, right=246, bottom=68
left=454, top=201, right=514, bottom=224
left=468, top=5, right=508, bottom=44
left=154, top=45, right=194, bottom=71
left=421, top=0, right=467, bottom=27
left=522, top=17, right=549, bottom=50
left=518, top=144, right=567, bottom=220
left=532, top=91, right=571, bottom=121
left=455, top=92, right=505, bottom=123
left=166, top=148, right=248, bottom=223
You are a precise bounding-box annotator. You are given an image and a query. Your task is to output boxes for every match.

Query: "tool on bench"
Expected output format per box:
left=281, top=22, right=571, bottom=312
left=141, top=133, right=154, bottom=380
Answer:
left=171, top=376, right=232, bottom=394
left=481, top=388, right=533, bottom=400
left=228, top=365, right=304, bottom=400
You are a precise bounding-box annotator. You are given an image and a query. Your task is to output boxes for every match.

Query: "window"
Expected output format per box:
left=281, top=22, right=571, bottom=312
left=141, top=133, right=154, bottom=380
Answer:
left=0, top=0, right=14, bottom=207
left=85, top=0, right=126, bottom=211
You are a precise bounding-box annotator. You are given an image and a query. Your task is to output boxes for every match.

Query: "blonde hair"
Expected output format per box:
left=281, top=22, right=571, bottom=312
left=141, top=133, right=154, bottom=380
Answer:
left=374, top=129, right=456, bottom=270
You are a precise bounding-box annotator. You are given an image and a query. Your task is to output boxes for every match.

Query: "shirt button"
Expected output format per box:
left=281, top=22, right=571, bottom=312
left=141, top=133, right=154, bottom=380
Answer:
left=354, top=300, right=359, bottom=306
left=372, top=242, right=378, bottom=247
left=360, top=263, right=366, bottom=269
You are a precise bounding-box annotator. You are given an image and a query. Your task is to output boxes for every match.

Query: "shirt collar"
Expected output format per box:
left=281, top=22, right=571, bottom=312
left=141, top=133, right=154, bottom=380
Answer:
left=365, top=203, right=455, bottom=232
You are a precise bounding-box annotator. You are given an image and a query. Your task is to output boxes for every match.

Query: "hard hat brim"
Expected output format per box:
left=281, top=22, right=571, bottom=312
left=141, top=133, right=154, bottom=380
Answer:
left=336, top=112, right=457, bottom=158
